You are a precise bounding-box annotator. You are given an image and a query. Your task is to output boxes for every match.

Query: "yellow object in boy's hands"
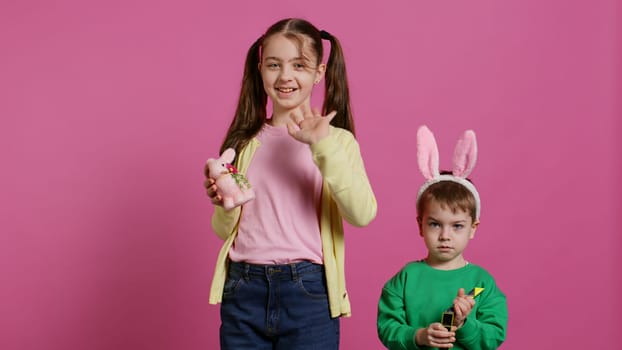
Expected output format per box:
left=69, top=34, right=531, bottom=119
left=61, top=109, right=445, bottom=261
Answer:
left=471, top=287, right=484, bottom=298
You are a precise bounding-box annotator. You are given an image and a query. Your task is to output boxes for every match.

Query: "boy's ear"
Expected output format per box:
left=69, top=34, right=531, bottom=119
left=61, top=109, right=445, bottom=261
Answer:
left=469, top=220, right=480, bottom=239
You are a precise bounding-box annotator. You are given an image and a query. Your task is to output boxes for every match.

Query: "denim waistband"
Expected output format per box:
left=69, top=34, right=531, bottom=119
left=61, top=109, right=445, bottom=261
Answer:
left=228, top=261, right=324, bottom=281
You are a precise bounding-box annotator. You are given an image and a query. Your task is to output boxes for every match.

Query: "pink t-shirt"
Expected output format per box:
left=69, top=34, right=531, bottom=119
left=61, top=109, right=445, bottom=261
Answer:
left=228, top=124, right=324, bottom=265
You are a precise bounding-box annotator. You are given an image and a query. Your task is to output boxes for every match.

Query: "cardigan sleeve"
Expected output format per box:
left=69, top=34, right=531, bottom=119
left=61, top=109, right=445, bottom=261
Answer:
left=210, top=138, right=258, bottom=240
left=211, top=206, right=241, bottom=240
left=310, top=127, right=377, bottom=227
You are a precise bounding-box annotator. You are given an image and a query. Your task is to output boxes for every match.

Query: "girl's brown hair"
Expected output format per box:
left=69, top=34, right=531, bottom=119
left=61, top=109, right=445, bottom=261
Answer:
left=219, top=18, right=355, bottom=155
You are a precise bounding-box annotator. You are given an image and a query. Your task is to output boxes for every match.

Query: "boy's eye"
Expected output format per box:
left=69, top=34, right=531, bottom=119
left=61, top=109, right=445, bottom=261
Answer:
left=453, top=224, right=464, bottom=230
left=294, top=63, right=306, bottom=69
left=428, top=222, right=440, bottom=228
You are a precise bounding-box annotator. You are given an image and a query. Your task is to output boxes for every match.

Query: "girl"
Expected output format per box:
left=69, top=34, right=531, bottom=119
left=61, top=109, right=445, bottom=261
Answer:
left=204, top=18, right=377, bottom=349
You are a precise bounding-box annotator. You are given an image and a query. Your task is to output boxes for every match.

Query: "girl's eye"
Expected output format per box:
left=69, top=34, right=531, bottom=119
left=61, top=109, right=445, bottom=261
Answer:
left=294, top=63, right=306, bottom=69
left=267, top=63, right=280, bottom=69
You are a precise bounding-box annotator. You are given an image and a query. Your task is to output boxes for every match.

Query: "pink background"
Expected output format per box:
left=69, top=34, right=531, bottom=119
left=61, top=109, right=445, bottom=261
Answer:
left=1, top=1, right=620, bottom=349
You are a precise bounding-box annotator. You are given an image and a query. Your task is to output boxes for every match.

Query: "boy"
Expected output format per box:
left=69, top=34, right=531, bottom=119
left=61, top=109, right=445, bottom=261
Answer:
left=377, top=126, right=508, bottom=350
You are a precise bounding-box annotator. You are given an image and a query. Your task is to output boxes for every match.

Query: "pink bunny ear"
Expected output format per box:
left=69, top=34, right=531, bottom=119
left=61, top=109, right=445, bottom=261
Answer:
left=452, top=130, right=477, bottom=178
left=221, top=148, right=236, bottom=164
left=417, top=125, right=440, bottom=180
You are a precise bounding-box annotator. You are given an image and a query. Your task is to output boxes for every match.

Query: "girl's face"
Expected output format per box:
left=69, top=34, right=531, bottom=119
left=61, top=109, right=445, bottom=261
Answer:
left=418, top=199, right=479, bottom=270
left=259, top=33, right=325, bottom=116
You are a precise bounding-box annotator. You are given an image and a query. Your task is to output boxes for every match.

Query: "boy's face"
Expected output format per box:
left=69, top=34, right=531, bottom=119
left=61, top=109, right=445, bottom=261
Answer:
left=418, top=199, right=479, bottom=270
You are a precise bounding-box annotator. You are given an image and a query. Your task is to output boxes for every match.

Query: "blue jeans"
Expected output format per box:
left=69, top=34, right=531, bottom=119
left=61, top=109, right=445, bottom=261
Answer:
left=220, top=261, right=340, bottom=350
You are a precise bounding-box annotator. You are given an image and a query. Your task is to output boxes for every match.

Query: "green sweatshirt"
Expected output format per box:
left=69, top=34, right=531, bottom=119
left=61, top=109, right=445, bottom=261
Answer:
left=377, top=261, right=507, bottom=350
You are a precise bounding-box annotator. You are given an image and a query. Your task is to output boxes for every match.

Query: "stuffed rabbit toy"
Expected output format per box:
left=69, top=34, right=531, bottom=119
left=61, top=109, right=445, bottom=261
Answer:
left=206, top=148, right=255, bottom=210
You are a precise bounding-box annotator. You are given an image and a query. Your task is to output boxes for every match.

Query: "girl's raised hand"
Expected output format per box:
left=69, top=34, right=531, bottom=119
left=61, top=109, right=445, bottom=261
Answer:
left=286, top=106, right=336, bottom=145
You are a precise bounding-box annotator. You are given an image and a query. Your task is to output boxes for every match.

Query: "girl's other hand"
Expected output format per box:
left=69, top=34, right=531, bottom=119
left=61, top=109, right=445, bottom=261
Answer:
left=204, top=169, right=223, bottom=206
left=287, top=105, right=336, bottom=145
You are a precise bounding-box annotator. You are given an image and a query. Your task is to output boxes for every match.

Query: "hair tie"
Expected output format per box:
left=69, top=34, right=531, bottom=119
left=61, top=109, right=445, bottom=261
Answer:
left=320, top=30, right=332, bottom=40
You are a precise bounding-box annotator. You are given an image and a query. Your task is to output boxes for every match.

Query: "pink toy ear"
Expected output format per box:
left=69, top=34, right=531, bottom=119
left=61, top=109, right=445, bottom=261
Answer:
left=417, top=125, right=440, bottom=180
left=452, top=130, right=477, bottom=178
left=221, top=148, right=236, bottom=164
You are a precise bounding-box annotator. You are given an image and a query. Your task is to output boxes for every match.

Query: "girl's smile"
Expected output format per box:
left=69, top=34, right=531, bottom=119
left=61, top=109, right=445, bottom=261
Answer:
left=275, top=86, right=298, bottom=97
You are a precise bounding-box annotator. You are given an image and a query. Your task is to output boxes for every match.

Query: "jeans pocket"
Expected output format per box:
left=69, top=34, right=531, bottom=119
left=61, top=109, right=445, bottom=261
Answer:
left=222, top=273, right=243, bottom=298
left=296, top=273, right=328, bottom=300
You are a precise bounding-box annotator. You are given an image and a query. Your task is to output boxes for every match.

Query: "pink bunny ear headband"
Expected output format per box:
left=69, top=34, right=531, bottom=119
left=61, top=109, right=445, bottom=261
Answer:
left=416, top=125, right=481, bottom=220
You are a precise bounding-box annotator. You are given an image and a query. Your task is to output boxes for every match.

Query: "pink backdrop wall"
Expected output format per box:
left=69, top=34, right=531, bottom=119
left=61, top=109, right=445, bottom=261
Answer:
left=1, top=1, right=620, bottom=349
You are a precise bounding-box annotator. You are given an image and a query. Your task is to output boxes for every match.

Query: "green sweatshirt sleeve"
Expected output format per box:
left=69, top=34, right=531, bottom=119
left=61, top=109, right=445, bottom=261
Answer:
left=310, top=127, right=377, bottom=227
left=377, top=273, right=422, bottom=350
left=455, top=281, right=507, bottom=350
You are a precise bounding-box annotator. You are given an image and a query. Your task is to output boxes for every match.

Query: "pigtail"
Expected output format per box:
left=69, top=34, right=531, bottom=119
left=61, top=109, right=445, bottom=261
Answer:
left=220, top=37, right=267, bottom=155
left=321, top=33, right=356, bottom=136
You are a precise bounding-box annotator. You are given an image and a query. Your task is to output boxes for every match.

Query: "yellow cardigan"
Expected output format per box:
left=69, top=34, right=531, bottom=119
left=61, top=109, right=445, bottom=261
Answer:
left=208, top=126, right=377, bottom=318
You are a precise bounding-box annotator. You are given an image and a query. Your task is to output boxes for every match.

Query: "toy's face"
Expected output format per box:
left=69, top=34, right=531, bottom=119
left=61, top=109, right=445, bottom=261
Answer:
left=206, top=149, right=237, bottom=179
left=418, top=199, right=478, bottom=270
left=207, top=159, right=228, bottom=178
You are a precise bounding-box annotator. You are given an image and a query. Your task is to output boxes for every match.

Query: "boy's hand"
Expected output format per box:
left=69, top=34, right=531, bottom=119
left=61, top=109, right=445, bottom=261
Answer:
left=414, top=323, right=456, bottom=348
left=453, top=288, right=476, bottom=328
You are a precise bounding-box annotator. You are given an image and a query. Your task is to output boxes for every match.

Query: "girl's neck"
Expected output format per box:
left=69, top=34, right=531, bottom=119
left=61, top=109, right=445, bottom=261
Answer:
left=269, top=113, right=290, bottom=127
left=269, top=101, right=312, bottom=127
